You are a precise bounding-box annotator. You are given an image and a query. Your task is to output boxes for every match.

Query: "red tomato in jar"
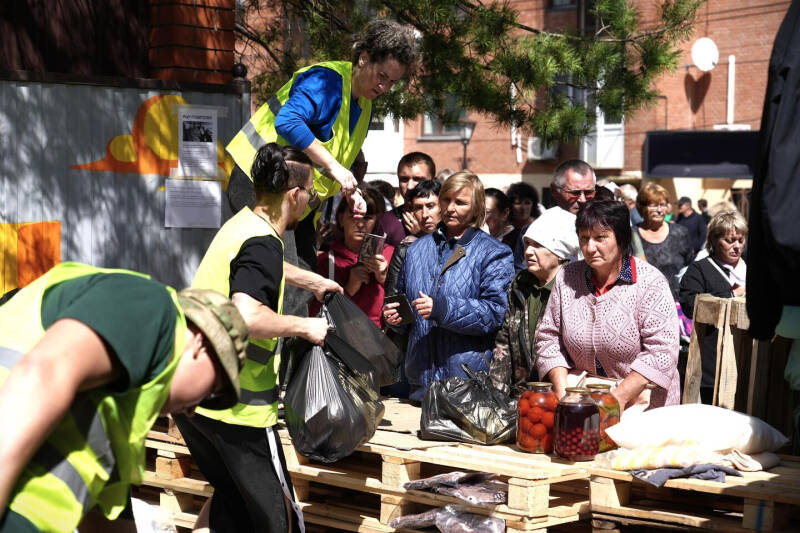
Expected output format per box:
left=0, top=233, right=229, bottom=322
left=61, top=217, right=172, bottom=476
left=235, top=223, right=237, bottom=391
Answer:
left=545, top=393, right=559, bottom=411
left=529, top=392, right=545, bottom=407
left=520, top=435, right=536, bottom=450
left=520, top=418, right=533, bottom=435
left=518, top=398, right=530, bottom=416
left=541, top=411, right=554, bottom=429
left=531, top=423, right=547, bottom=438
left=541, top=434, right=554, bottom=453
left=521, top=391, right=533, bottom=401
left=527, top=406, right=544, bottom=423
left=527, top=437, right=540, bottom=449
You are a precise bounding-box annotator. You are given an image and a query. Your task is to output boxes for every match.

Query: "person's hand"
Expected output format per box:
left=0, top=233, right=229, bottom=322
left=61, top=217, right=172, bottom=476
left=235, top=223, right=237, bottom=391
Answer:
left=347, top=189, right=367, bottom=219
left=382, top=301, right=402, bottom=326
left=362, top=254, right=388, bottom=285
left=402, top=210, right=421, bottom=235
left=611, top=389, right=625, bottom=416
left=733, top=285, right=745, bottom=297
left=309, top=276, right=343, bottom=302
left=302, top=317, right=329, bottom=346
left=316, top=222, right=337, bottom=248
left=345, top=265, right=371, bottom=296
left=412, top=290, right=433, bottom=320
left=553, top=385, right=567, bottom=401
left=327, top=162, right=358, bottom=196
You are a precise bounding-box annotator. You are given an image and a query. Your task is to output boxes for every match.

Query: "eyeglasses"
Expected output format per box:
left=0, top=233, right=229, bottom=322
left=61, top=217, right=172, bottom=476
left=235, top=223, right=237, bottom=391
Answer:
left=296, top=185, right=320, bottom=210
left=561, top=188, right=596, bottom=199
left=646, top=203, right=669, bottom=211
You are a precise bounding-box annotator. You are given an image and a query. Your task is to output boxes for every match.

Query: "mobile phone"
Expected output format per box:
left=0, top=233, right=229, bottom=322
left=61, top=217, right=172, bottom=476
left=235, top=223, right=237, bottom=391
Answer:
left=383, top=293, right=416, bottom=325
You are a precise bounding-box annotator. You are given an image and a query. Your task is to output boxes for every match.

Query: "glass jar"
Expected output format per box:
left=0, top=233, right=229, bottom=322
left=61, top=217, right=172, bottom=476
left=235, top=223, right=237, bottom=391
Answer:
left=554, top=387, right=600, bottom=461
left=516, top=382, right=558, bottom=453
left=587, top=384, right=620, bottom=453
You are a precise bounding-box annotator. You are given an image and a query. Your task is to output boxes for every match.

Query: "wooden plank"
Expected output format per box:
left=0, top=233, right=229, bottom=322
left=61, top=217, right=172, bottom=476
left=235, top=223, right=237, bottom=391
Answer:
left=592, top=504, right=753, bottom=532
left=717, top=302, right=737, bottom=409
left=748, top=339, right=771, bottom=418
left=142, top=471, right=214, bottom=497
left=589, top=476, right=630, bottom=508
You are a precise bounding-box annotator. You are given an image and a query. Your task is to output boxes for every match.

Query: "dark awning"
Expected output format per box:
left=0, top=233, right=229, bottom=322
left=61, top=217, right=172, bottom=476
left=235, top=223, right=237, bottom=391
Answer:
left=644, top=130, right=759, bottom=178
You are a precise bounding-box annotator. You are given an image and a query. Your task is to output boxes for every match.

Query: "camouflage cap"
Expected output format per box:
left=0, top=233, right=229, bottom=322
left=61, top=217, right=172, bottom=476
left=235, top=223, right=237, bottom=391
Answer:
left=177, top=288, right=248, bottom=410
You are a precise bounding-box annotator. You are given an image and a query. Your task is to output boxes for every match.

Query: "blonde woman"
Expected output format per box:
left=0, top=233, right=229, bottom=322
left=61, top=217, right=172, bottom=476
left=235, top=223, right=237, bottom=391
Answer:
left=679, top=210, right=747, bottom=404
left=382, top=172, right=514, bottom=401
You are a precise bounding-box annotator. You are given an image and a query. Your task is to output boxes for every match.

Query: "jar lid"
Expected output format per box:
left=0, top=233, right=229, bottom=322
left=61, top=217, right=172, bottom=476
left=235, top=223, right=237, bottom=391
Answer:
left=526, top=381, right=553, bottom=389
left=586, top=383, right=612, bottom=390
left=564, top=387, right=590, bottom=393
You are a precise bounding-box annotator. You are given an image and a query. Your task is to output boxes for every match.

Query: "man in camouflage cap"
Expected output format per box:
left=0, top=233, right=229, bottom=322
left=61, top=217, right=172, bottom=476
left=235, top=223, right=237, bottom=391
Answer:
left=0, top=263, right=247, bottom=533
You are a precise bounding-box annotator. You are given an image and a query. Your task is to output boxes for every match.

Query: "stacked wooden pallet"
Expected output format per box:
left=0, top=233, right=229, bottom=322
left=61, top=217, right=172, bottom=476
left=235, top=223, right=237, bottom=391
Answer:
left=133, top=400, right=592, bottom=532
left=586, top=456, right=800, bottom=532
left=278, top=400, right=592, bottom=532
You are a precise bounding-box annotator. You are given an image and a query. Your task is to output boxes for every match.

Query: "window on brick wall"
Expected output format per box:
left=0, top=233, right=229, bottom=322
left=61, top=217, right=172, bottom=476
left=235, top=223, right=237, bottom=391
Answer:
left=421, top=95, right=466, bottom=138
left=551, top=0, right=578, bottom=8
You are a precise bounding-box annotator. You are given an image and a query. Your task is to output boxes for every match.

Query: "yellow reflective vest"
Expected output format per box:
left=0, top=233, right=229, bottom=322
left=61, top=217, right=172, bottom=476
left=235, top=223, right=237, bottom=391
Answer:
left=192, top=208, right=285, bottom=428
left=226, top=61, right=371, bottom=208
left=0, top=263, right=184, bottom=533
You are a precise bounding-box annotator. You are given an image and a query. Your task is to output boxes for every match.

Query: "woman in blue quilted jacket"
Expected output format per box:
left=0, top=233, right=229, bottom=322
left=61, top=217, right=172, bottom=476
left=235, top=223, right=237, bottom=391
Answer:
left=383, top=172, right=515, bottom=401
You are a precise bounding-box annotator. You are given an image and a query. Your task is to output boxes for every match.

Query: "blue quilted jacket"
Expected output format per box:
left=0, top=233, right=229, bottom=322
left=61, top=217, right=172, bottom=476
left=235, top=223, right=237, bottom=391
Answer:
left=396, top=226, right=514, bottom=401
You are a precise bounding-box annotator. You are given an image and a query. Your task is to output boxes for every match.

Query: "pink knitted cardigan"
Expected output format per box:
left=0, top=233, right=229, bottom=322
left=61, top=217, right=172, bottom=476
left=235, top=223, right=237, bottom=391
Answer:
left=534, top=258, right=681, bottom=408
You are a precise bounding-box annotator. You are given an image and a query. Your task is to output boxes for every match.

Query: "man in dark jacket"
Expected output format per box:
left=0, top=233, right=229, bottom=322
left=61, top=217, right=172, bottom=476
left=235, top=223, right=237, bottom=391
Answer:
left=676, top=196, right=707, bottom=256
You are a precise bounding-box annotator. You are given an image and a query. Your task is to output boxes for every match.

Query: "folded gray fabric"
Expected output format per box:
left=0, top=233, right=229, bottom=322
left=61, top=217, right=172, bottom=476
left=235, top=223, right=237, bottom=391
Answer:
left=630, top=463, right=742, bottom=488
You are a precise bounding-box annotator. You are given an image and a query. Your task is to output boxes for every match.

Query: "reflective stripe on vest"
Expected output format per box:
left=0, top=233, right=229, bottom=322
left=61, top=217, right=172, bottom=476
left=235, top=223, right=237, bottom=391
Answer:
left=225, top=61, right=372, bottom=211
left=192, top=209, right=285, bottom=427
left=0, top=262, right=184, bottom=532
left=0, top=346, right=22, bottom=367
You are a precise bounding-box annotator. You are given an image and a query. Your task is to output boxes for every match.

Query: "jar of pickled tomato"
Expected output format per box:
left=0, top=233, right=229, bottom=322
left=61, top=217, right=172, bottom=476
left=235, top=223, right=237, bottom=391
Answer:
left=554, top=387, right=600, bottom=461
left=587, top=384, right=620, bottom=452
left=516, top=382, right=558, bottom=453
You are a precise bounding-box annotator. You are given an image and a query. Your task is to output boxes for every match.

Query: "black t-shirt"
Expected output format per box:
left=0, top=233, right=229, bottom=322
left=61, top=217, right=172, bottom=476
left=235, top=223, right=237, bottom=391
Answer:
left=40, top=273, right=177, bottom=391
left=229, top=235, right=283, bottom=312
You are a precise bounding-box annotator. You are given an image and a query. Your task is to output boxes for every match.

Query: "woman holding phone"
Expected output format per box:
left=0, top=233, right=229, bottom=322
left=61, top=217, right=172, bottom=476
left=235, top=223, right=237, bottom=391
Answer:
left=311, top=187, right=393, bottom=327
left=382, top=172, right=514, bottom=401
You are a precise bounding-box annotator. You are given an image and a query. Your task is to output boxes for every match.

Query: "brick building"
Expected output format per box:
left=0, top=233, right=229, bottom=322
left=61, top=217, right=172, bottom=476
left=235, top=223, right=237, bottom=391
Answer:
left=397, top=0, right=790, bottom=211
left=236, top=1, right=790, bottom=212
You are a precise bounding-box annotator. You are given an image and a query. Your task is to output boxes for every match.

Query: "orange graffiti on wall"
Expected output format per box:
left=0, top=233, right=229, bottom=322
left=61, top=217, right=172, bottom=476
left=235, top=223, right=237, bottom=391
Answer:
left=0, top=222, right=61, bottom=294
left=71, top=94, right=234, bottom=187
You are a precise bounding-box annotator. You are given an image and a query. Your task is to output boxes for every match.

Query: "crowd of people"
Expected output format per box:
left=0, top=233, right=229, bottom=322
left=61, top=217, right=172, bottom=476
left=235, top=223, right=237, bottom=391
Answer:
left=0, top=17, right=758, bottom=533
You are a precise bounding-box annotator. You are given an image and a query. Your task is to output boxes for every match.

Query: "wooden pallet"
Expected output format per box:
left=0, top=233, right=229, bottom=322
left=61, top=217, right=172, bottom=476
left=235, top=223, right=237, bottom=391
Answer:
left=279, top=399, right=590, bottom=532
left=134, top=402, right=592, bottom=532
left=586, top=456, right=800, bottom=532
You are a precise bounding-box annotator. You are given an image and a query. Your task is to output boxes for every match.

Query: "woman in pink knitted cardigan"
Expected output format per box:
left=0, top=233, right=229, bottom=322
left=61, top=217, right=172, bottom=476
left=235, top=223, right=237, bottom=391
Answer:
left=535, top=201, right=681, bottom=410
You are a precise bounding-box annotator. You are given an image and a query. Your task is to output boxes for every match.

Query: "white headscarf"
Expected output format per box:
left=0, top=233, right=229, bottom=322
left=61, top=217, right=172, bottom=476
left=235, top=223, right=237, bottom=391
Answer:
left=523, top=206, right=581, bottom=261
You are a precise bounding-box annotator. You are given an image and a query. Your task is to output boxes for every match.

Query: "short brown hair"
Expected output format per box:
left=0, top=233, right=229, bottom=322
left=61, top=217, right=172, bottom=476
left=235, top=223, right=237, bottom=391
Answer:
left=636, top=182, right=670, bottom=210
left=439, top=171, right=486, bottom=229
left=706, top=209, right=747, bottom=254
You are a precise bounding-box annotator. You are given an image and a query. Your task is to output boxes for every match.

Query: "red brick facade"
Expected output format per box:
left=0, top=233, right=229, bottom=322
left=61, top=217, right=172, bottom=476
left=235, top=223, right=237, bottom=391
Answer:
left=402, top=0, right=789, bottom=179
left=148, top=0, right=236, bottom=84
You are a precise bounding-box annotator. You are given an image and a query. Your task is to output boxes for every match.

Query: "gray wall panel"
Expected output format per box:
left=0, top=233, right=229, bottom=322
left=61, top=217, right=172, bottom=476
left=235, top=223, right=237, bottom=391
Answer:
left=0, top=80, right=249, bottom=289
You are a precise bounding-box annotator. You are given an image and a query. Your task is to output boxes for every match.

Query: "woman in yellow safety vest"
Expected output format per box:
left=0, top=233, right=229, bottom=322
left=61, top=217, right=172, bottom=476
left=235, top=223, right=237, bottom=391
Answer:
left=226, top=19, right=419, bottom=217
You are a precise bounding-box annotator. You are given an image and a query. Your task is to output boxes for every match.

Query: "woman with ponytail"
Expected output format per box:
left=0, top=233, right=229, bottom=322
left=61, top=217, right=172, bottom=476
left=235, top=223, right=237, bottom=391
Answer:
left=175, top=142, right=342, bottom=532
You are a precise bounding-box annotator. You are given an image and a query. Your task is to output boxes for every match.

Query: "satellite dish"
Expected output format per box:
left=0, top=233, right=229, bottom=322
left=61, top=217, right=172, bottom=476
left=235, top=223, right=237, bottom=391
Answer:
left=691, top=38, right=719, bottom=72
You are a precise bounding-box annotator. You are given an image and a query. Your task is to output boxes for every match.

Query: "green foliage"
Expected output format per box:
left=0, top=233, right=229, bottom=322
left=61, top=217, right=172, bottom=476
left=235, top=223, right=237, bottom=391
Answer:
left=237, top=0, right=704, bottom=144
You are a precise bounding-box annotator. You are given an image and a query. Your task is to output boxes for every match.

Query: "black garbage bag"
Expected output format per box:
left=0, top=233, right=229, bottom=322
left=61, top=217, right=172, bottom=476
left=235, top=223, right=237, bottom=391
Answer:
left=321, top=292, right=402, bottom=387
left=420, top=364, right=517, bottom=445
left=284, top=340, right=385, bottom=462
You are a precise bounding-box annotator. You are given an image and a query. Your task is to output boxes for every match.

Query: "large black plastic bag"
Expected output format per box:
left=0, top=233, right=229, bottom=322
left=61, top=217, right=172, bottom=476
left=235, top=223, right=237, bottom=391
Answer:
left=284, top=342, right=385, bottom=462
left=321, top=292, right=402, bottom=387
left=420, top=364, right=517, bottom=445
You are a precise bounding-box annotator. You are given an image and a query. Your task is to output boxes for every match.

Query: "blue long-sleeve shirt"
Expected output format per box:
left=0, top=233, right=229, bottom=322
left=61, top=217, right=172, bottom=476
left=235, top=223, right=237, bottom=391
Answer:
left=273, top=67, right=365, bottom=149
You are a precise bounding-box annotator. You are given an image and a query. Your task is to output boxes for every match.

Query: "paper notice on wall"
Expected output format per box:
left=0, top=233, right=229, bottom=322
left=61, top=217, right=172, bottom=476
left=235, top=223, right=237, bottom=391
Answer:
left=178, top=108, right=218, bottom=178
left=165, top=179, right=221, bottom=228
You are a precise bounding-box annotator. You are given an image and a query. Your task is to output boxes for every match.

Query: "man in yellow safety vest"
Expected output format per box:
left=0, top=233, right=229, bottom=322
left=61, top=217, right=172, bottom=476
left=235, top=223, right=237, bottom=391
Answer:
left=0, top=266, right=248, bottom=533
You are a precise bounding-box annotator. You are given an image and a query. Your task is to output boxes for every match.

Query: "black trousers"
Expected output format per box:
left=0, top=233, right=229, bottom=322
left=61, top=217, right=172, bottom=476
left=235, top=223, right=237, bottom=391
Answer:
left=173, top=414, right=300, bottom=533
